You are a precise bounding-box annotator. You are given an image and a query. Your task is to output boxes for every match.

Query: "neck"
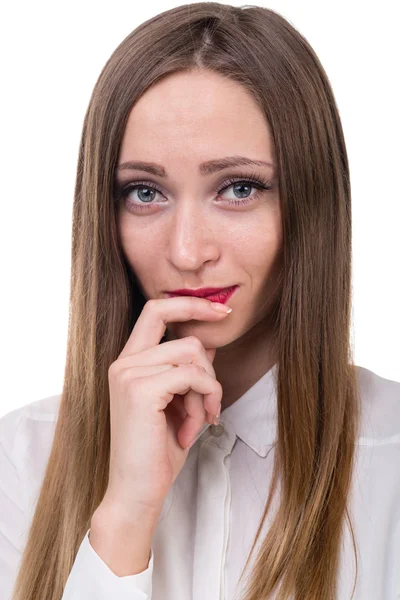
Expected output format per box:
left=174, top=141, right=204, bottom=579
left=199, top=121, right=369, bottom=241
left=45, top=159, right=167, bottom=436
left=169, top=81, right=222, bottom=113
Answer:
left=213, top=318, right=278, bottom=411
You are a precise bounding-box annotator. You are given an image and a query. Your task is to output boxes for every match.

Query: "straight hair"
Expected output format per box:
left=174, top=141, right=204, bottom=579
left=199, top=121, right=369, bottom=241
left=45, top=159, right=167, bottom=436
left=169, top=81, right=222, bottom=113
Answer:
left=11, top=4, right=361, bottom=599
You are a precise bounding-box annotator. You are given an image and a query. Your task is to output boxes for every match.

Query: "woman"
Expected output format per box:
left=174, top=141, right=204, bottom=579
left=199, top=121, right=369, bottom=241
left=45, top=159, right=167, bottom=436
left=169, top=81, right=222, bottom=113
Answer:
left=1, top=3, right=399, bottom=599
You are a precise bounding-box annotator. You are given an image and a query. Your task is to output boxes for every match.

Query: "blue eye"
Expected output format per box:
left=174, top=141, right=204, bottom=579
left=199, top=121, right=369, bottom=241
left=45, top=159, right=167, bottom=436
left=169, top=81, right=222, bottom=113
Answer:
left=116, top=174, right=275, bottom=212
left=216, top=178, right=273, bottom=206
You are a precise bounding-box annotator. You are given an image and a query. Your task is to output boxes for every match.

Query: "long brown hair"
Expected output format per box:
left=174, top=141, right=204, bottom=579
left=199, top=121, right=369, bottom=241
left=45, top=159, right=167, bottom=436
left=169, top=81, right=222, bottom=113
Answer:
left=11, top=4, right=362, bottom=599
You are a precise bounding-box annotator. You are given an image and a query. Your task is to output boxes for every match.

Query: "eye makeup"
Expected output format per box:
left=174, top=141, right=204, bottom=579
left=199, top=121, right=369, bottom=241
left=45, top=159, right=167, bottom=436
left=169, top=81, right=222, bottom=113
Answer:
left=114, top=171, right=276, bottom=212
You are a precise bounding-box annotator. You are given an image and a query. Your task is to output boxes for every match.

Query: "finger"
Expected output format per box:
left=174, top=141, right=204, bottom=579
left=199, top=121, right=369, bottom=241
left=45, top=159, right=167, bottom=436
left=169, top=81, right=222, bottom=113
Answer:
left=178, top=388, right=207, bottom=448
left=118, top=296, right=231, bottom=359
left=117, top=337, right=217, bottom=423
left=169, top=394, right=188, bottom=420
left=145, top=364, right=222, bottom=418
left=204, top=347, right=217, bottom=422
left=116, top=338, right=214, bottom=374
left=109, top=362, right=176, bottom=380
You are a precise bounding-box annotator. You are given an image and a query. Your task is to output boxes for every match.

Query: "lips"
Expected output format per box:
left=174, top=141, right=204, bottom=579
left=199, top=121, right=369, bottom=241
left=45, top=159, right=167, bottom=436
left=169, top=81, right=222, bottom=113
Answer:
left=167, top=285, right=238, bottom=304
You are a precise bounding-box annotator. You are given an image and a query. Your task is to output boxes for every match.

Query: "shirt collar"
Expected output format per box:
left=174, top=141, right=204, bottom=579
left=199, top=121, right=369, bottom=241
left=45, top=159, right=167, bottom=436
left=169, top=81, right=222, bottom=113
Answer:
left=220, top=361, right=279, bottom=457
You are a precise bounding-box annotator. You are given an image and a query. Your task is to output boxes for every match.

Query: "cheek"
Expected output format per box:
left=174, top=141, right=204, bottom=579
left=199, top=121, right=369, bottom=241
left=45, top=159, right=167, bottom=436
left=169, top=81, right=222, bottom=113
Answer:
left=234, top=218, right=282, bottom=277
left=117, top=219, right=163, bottom=285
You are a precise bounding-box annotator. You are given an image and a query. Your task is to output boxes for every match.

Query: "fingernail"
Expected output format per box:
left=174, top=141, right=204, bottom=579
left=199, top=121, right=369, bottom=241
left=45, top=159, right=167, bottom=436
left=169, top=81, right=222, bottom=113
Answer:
left=211, top=302, right=232, bottom=314
left=212, top=413, right=220, bottom=426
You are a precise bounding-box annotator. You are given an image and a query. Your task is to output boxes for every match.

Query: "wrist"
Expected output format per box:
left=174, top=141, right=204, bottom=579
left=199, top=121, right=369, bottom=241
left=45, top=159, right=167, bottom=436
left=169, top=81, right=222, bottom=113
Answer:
left=89, top=508, right=155, bottom=576
left=92, top=496, right=161, bottom=533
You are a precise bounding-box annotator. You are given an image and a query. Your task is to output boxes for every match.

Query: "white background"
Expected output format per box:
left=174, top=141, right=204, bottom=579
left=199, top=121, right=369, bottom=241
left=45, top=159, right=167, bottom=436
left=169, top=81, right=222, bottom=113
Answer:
left=0, top=0, right=399, bottom=418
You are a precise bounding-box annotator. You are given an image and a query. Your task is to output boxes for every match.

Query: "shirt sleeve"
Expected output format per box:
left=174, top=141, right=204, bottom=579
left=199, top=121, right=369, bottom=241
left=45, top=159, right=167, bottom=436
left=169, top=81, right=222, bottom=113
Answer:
left=61, top=529, right=154, bottom=599
left=0, top=406, right=153, bottom=600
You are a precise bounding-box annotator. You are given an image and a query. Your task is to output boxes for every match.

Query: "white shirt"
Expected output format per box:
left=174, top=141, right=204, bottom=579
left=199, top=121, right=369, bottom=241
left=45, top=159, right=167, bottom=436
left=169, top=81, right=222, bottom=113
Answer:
left=1, top=363, right=399, bottom=600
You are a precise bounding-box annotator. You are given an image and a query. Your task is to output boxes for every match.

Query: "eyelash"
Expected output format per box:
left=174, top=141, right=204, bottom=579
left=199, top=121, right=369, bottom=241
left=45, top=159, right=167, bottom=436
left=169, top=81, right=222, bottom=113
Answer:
left=116, top=172, right=275, bottom=212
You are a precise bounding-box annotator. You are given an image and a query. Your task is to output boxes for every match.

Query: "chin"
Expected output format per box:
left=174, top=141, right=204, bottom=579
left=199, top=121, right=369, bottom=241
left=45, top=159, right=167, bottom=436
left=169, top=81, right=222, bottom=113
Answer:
left=169, top=321, right=237, bottom=348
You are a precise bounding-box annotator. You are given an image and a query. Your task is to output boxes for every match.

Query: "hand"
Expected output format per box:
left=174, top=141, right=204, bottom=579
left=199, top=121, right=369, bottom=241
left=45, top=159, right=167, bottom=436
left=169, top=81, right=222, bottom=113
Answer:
left=102, top=296, right=231, bottom=517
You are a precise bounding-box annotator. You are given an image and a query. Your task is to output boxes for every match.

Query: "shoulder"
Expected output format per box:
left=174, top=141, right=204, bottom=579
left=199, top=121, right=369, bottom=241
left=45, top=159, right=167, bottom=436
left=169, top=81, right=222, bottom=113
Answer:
left=355, top=364, right=400, bottom=444
left=0, top=393, right=61, bottom=448
left=0, top=395, right=61, bottom=507
left=0, top=393, right=61, bottom=423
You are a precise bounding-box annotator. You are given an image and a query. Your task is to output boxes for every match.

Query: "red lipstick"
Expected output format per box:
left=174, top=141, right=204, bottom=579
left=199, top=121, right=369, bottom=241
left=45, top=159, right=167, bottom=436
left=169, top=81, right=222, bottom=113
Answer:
left=166, top=285, right=238, bottom=304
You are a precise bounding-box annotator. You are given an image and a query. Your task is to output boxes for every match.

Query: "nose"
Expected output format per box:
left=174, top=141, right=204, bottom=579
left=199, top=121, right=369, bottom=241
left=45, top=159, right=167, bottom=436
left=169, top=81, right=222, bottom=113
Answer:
left=166, top=202, right=220, bottom=271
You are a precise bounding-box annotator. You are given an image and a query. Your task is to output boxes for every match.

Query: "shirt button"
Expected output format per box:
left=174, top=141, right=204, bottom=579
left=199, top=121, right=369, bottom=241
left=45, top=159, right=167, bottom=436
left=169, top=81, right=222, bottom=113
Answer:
left=209, top=423, right=224, bottom=437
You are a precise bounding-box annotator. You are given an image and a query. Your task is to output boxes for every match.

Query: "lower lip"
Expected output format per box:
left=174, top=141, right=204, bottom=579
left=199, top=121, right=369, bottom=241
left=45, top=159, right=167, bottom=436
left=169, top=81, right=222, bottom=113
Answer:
left=169, top=285, right=238, bottom=304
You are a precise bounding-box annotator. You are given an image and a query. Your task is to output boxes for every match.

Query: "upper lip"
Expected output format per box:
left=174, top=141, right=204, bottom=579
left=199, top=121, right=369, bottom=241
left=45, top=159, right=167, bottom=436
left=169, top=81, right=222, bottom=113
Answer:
left=167, top=286, right=236, bottom=297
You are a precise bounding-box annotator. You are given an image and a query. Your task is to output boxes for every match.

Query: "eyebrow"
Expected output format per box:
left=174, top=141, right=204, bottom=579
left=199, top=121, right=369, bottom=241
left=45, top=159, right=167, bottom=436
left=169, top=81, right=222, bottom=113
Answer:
left=115, top=155, right=275, bottom=178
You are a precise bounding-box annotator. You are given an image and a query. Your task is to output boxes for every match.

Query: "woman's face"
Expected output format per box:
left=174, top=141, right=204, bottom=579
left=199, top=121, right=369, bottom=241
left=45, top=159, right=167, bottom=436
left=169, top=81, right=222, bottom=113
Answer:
left=115, top=69, right=282, bottom=349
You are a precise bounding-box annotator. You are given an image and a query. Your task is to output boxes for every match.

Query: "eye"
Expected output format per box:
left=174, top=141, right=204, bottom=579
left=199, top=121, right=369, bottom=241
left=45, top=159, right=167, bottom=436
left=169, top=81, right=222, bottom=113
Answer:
left=216, top=176, right=274, bottom=207
left=115, top=173, right=275, bottom=212
left=116, top=181, right=166, bottom=211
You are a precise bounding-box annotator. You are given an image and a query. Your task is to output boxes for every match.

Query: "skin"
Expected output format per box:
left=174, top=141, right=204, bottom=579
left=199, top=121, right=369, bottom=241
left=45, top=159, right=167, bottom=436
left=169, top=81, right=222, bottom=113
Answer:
left=115, top=69, right=283, bottom=411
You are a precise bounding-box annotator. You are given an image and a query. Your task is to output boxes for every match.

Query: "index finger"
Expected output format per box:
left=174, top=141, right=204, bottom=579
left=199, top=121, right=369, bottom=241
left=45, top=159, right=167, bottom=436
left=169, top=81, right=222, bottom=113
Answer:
left=118, top=296, right=231, bottom=359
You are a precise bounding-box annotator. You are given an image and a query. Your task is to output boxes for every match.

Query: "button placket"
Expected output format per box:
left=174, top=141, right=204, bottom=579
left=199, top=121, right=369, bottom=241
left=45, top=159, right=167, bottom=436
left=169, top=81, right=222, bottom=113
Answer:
left=192, top=420, right=236, bottom=600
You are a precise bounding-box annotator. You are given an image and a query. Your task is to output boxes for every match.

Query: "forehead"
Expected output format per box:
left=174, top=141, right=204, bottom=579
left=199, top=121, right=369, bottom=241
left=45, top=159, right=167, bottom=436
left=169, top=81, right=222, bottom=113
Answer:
left=119, top=70, right=275, bottom=165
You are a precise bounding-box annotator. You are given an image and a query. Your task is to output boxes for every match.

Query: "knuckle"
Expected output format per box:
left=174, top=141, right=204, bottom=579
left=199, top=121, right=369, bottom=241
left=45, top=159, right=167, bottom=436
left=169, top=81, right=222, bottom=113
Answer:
left=119, top=368, right=134, bottom=383
left=187, top=335, right=201, bottom=348
left=108, top=361, right=119, bottom=378
left=215, top=380, right=223, bottom=396
left=187, top=336, right=203, bottom=355
left=145, top=298, right=157, bottom=312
